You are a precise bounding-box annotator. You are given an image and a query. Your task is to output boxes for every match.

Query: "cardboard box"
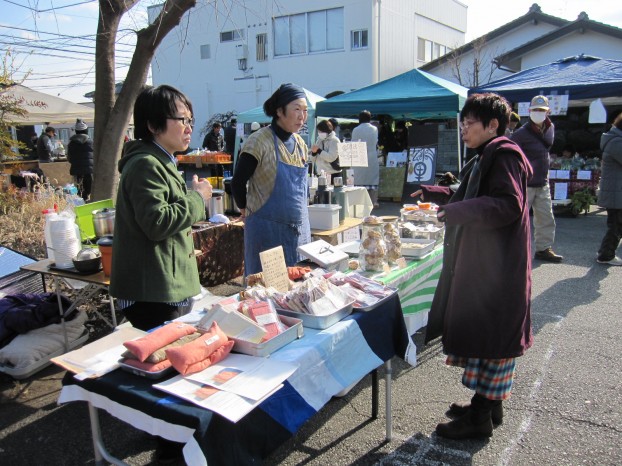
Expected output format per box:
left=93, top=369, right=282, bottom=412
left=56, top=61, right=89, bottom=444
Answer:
left=308, top=204, right=341, bottom=230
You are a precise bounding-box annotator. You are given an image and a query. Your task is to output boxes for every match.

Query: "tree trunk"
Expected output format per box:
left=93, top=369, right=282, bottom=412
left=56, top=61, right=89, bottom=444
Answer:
left=91, top=0, right=197, bottom=202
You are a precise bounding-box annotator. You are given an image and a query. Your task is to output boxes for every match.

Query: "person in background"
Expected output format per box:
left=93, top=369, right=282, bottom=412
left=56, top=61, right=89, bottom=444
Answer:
left=329, top=117, right=341, bottom=141
left=27, top=133, right=38, bottom=159
left=511, top=95, right=563, bottom=262
left=231, top=83, right=311, bottom=275
left=394, top=120, right=409, bottom=152
left=596, top=111, right=622, bottom=266
left=67, top=119, right=94, bottom=202
left=37, top=126, right=56, bottom=163
left=224, top=118, right=237, bottom=155
left=202, top=121, right=224, bottom=151
left=421, top=92, right=533, bottom=440
left=505, top=112, right=521, bottom=136
left=351, top=110, right=380, bottom=208
left=250, top=121, right=261, bottom=134
left=311, top=119, right=341, bottom=176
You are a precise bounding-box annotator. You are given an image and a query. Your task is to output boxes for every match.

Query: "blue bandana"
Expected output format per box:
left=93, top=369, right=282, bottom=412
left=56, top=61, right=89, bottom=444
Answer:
left=274, top=83, right=306, bottom=108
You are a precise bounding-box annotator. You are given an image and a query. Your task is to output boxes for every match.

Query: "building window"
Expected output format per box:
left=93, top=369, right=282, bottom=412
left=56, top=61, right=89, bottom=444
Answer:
left=256, top=33, right=267, bottom=61
left=220, top=29, right=244, bottom=42
left=418, top=37, right=451, bottom=62
left=200, top=44, right=211, bottom=60
left=274, top=7, right=344, bottom=56
left=351, top=29, right=368, bottom=49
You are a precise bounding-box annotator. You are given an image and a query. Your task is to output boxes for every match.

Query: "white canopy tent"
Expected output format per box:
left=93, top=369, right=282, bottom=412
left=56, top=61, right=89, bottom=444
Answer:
left=1, top=84, right=94, bottom=125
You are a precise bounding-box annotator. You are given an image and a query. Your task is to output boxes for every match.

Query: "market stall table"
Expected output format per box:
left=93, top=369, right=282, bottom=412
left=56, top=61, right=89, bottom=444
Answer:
left=58, top=293, right=415, bottom=466
left=20, top=259, right=118, bottom=345
left=366, top=247, right=443, bottom=334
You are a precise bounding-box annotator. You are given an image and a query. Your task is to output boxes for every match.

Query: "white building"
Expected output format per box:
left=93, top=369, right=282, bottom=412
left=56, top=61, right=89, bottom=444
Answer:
left=149, top=0, right=467, bottom=147
left=421, top=4, right=622, bottom=89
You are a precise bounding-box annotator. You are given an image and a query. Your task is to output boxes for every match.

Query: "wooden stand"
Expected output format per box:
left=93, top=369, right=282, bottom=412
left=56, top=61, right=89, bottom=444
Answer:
left=311, top=217, right=362, bottom=246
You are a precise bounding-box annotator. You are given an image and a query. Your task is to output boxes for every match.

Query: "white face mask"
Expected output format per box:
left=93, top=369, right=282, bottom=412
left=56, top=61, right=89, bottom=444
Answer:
left=529, top=111, right=547, bottom=124
left=317, top=132, right=328, bottom=140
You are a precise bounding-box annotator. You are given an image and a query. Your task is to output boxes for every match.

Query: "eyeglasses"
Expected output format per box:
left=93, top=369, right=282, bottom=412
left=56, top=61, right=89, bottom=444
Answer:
left=168, top=116, right=195, bottom=127
left=459, top=119, right=480, bottom=131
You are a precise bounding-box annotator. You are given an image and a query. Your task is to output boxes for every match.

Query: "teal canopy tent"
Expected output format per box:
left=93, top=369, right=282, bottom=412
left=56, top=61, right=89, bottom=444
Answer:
left=315, top=68, right=468, bottom=119
left=234, top=88, right=326, bottom=159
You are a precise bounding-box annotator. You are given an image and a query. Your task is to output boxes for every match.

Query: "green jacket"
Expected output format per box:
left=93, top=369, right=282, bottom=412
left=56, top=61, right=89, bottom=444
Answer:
left=109, top=140, right=206, bottom=302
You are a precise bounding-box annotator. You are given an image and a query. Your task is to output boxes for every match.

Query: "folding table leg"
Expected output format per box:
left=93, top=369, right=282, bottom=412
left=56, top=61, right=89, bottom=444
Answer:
left=385, top=360, right=393, bottom=441
left=371, top=369, right=379, bottom=419
left=88, top=403, right=129, bottom=466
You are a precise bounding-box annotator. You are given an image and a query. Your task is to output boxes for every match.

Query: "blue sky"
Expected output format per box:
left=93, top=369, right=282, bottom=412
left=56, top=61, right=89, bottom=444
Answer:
left=1, top=0, right=621, bottom=103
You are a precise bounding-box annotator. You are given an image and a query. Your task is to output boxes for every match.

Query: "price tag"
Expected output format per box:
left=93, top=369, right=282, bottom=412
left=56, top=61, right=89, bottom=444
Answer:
left=259, top=246, right=289, bottom=292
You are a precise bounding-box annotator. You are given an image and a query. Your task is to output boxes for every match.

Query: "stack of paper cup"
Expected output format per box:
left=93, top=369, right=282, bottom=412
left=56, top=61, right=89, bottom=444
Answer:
left=50, top=218, right=81, bottom=268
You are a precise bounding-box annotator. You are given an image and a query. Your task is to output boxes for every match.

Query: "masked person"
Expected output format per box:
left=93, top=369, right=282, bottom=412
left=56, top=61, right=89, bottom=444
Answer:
left=231, top=83, right=311, bottom=275
left=511, top=95, right=563, bottom=262
left=311, top=119, right=341, bottom=176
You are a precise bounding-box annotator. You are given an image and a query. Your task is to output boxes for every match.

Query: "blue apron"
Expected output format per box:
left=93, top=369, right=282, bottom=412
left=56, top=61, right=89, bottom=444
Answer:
left=244, top=132, right=311, bottom=275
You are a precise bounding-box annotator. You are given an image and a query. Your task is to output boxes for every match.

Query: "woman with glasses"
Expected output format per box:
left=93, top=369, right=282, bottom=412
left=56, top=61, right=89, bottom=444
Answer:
left=231, top=83, right=311, bottom=275
left=421, top=93, right=533, bottom=440
left=109, top=84, right=213, bottom=461
left=111, top=84, right=212, bottom=330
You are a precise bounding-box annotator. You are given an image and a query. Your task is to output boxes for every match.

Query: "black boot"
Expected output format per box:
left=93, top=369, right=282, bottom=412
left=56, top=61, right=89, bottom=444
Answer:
left=447, top=399, right=503, bottom=425
left=436, top=394, right=498, bottom=439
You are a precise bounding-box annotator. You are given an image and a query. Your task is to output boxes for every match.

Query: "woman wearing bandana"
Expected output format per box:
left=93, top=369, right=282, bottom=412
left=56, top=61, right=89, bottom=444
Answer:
left=232, top=83, right=311, bottom=275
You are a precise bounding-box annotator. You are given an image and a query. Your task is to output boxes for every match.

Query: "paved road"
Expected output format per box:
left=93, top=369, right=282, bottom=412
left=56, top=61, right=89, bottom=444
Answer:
left=1, top=204, right=620, bottom=465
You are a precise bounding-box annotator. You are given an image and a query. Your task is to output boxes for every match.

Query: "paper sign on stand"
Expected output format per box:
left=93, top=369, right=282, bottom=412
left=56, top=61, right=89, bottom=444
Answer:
left=576, top=170, right=592, bottom=180
left=259, top=246, right=290, bottom=292
left=336, top=141, right=368, bottom=168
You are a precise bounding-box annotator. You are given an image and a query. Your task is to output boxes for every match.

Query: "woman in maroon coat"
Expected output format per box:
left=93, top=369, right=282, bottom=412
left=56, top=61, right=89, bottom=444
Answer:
left=422, top=93, right=533, bottom=439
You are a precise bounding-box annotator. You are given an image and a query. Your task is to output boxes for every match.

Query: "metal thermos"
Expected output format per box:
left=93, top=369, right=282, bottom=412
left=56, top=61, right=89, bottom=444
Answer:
left=314, top=175, right=331, bottom=205
left=223, top=177, right=240, bottom=214
left=333, top=177, right=346, bottom=224
left=208, top=189, right=225, bottom=217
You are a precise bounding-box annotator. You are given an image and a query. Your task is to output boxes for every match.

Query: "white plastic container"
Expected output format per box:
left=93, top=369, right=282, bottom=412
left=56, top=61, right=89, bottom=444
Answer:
left=308, top=204, right=341, bottom=230
left=50, top=218, right=81, bottom=268
left=43, top=209, right=58, bottom=260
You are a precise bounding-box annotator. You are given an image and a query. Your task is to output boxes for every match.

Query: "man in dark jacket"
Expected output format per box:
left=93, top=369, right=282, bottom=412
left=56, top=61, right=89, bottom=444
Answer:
left=202, top=122, right=224, bottom=151
left=511, top=95, right=563, bottom=262
left=223, top=118, right=237, bottom=155
left=67, top=119, right=94, bottom=201
left=36, top=127, right=56, bottom=163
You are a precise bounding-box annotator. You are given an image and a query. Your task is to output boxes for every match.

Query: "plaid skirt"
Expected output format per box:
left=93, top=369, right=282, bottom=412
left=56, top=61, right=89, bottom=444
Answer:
left=446, top=355, right=516, bottom=400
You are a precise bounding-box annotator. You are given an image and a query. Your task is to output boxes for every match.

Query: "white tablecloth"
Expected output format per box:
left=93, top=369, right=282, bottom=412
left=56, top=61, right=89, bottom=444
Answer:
left=342, top=186, right=373, bottom=218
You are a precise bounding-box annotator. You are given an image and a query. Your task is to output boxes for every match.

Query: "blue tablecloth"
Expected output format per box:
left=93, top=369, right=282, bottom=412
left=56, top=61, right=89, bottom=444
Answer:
left=60, top=294, right=414, bottom=465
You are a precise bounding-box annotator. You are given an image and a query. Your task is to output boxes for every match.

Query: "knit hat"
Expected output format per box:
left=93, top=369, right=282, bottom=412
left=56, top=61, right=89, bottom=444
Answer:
left=74, top=119, right=88, bottom=131
left=250, top=122, right=260, bottom=132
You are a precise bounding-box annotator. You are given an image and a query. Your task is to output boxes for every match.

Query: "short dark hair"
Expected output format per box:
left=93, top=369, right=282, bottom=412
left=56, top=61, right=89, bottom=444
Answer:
left=328, top=118, right=338, bottom=128
left=460, top=93, right=511, bottom=136
left=358, top=110, right=372, bottom=123
left=45, top=126, right=56, bottom=134
left=134, top=85, right=193, bottom=142
left=213, top=122, right=222, bottom=129
left=317, top=120, right=333, bottom=133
